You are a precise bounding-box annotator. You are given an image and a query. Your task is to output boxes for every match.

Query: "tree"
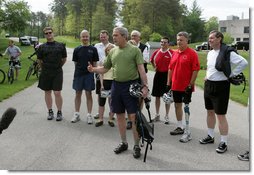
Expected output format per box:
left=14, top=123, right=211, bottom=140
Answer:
left=205, top=16, right=219, bottom=36
left=223, top=32, right=234, bottom=44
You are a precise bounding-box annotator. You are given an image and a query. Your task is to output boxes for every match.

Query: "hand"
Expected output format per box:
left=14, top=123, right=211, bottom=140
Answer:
left=141, top=86, right=148, bottom=99
left=87, top=61, right=93, bottom=72
left=185, top=85, right=192, bottom=94
left=229, top=73, right=245, bottom=85
left=165, top=85, right=171, bottom=92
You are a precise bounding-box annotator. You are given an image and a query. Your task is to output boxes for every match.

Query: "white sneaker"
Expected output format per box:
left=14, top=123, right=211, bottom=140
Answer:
left=87, top=114, right=93, bottom=124
left=93, top=113, right=99, bottom=119
left=179, top=131, right=192, bottom=143
left=153, top=114, right=160, bottom=122
left=71, top=112, right=80, bottom=123
left=164, top=115, right=169, bottom=125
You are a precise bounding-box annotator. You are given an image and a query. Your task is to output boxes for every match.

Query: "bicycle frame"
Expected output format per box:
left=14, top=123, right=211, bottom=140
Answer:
left=7, top=60, right=15, bottom=84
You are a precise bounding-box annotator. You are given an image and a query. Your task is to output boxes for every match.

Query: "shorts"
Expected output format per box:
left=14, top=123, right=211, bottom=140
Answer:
left=151, top=71, right=168, bottom=97
left=99, top=80, right=113, bottom=107
left=204, top=80, right=230, bottom=115
left=72, top=73, right=95, bottom=91
left=111, top=80, right=138, bottom=114
left=38, top=70, right=63, bottom=91
left=172, top=91, right=192, bottom=104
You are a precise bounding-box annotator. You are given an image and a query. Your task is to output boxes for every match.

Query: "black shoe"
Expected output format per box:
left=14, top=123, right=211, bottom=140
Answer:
left=199, top=135, right=214, bottom=144
left=108, top=120, right=115, bottom=127
left=56, top=112, right=63, bottom=121
left=237, top=151, right=249, bottom=161
left=47, top=111, right=54, bottom=120
left=216, top=142, right=227, bottom=153
left=95, top=120, right=103, bottom=127
left=170, top=127, right=184, bottom=135
left=114, top=142, right=128, bottom=154
left=126, top=121, right=132, bottom=130
left=133, top=145, right=141, bottom=158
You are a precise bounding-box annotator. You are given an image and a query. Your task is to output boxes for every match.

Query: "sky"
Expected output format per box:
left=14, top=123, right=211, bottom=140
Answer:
left=25, top=0, right=251, bottom=21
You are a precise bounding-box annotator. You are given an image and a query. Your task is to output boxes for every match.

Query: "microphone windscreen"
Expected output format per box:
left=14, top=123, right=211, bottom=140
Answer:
left=0, top=108, right=17, bottom=133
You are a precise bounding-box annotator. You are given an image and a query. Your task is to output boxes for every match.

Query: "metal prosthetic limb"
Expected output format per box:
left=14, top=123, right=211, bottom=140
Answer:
left=184, top=103, right=190, bottom=133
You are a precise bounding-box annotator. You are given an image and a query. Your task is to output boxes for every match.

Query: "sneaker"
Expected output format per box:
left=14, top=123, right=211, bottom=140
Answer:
left=152, top=114, right=160, bottom=122
left=47, top=111, right=54, bottom=120
left=199, top=135, right=214, bottom=144
left=93, top=113, right=99, bottom=119
left=164, top=115, right=169, bottom=125
left=170, top=127, right=184, bottom=135
left=114, top=142, right=128, bottom=154
left=179, top=131, right=192, bottom=143
left=216, top=142, right=228, bottom=153
left=237, top=151, right=249, bottom=161
left=56, top=112, right=63, bottom=121
left=71, top=112, right=80, bottom=123
left=95, top=120, right=103, bottom=127
left=133, top=145, right=141, bottom=158
left=108, top=120, right=115, bottom=127
left=87, top=114, right=93, bottom=124
left=126, top=121, right=132, bottom=129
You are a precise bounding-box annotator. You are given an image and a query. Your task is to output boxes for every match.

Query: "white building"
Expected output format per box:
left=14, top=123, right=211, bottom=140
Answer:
left=219, top=15, right=249, bottom=42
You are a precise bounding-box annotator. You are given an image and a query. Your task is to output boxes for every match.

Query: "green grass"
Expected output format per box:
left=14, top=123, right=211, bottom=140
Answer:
left=0, top=38, right=38, bottom=102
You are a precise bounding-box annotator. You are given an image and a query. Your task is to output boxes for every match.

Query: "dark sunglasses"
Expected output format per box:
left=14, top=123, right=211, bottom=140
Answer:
left=44, top=32, right=52, bottom=35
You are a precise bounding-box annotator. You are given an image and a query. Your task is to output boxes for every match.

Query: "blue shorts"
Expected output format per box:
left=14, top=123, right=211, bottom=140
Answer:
left=111, top=80, right=138, bottom=114
left=72, top=73, right=95, bottom=91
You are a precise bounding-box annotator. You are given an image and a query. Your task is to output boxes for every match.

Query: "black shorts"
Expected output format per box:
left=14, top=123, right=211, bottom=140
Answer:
left=99, top=80, right=113, bottom=107
left=151, top=71, right=168, bottom=97
left=172, top=91, right=192, bottom=104
left=204, top=80, right=230, bottom=115
left=38, top=70, right=63, bottom=91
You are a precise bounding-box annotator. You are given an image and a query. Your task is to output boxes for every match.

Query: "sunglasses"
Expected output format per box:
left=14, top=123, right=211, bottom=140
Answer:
left=44, top=32, right=52, bottom=35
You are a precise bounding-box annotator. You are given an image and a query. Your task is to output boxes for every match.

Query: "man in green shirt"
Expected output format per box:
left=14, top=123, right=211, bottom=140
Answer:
left=88, top=27, right=149, bottom=159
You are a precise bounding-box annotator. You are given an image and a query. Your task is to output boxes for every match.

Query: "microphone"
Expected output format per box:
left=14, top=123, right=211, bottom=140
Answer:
left=0, top=108, right=17, bottom=135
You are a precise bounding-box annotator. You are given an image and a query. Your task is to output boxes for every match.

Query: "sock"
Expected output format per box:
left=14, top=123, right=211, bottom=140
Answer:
left=177, top=120, right=183, bottom=129
left=221, top=135, right=228, bottom=145
left=121, top=135, right=127, bottom=144
left=208, top=128, right=214, bottom=138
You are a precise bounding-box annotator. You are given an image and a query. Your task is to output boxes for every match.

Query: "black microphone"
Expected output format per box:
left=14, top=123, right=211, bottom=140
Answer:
left=0, top=108, right=17, bottom=135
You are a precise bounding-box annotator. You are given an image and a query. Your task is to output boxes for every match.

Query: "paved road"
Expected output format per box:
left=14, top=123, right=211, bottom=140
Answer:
left=0, top=48, right=250, bottom=171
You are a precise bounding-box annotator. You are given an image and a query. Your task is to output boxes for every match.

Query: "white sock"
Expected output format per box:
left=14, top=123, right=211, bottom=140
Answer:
left=221, top=135, right=228, bottom=145
left=177, top=120, right=183, bottom=129
left=208, top=128, right=214, bottom=138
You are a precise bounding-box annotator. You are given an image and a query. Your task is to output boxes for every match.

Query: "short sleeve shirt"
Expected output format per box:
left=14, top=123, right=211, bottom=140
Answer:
left=103, top=43, right=144, bottom=82
left=150, top=49, right=173, bottom=72
left=72, top=45, right=99, bottom=77
left=169, top=47, right=200, bottom=91
left=5, top=46, right=21, bottom=61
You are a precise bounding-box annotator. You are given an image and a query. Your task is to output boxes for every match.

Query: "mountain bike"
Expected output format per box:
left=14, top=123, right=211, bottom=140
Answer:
left=25, top=55, right=41, bottom=80
left=7, top=60, right=15, bottom=84
left=0, top=69, right=6, bottom=84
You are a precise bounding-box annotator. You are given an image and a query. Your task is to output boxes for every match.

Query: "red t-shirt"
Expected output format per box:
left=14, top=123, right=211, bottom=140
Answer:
left=150, top=49, right=173, bottom=72
left=169, top=47, right=200, bottom=91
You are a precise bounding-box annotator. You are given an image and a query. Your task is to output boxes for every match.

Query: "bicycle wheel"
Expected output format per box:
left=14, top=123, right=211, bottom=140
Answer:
left=0, top=69, right=5, bottom=84
left=8, top=69, right=14, bottom=84
left=25, top=66, right=33, bottom=80
left=35, top=65, right=41, bottom=79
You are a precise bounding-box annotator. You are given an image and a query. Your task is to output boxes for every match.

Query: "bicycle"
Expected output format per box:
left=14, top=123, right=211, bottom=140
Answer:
left=0, top=68, right=6, bottom=84
left=25, top=55, right=41, bottom=81
left=7, top=60, right=15, bottom=84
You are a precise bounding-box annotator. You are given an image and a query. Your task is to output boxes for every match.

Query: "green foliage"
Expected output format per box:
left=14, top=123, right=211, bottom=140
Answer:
left=204, top=16, right=219, bottom=36
left=149, top=33, right=162, bottom=42
left=223, top=32, right=234, bottom=44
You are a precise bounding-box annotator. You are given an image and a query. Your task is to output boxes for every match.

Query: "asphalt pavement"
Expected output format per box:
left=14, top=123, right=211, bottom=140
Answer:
left=0, top=48, right=250, bottom=171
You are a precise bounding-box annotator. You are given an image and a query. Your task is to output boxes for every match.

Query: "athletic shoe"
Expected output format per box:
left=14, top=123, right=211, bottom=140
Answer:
left=56, top=112, right=63, bottom=121
left=170, top=127, right=184, bottom=135
left=87, top=114, right=93, bottom=124
left=237, top=151, right=249, bottom=161
left=179, top=131, right=192, bottom=143
left=108, top=120, right=115, bottom=127
left=71, top=112, right=80, bottom=123
left=126, top=121, right=132, bottom=129
left=164, top=115, right=169, bottom=125
left=216, top=142, right=227, bottom=153
left=114, top=142, right=128, bottom=154
left=47, top=111, right=54, bottom=120
left=133, top=145, right=141, bottom=158
left=93, top=113, right=99, bottom=119
left=152, top=114, right=160, bottom=122
left=199, top=135, right=214, bottom=144
left=95, top=120, right=103, bottom=127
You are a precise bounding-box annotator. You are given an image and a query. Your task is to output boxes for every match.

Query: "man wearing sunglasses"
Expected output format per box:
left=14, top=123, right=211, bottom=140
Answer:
left=36, top=27, right=67, bottom=122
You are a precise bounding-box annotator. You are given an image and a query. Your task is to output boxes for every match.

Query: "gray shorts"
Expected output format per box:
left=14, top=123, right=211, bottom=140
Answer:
left=72, top=73, right=95, bottom=91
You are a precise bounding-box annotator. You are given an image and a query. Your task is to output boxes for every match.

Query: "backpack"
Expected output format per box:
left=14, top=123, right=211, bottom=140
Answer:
left=135, top=97, right=154, bottom=162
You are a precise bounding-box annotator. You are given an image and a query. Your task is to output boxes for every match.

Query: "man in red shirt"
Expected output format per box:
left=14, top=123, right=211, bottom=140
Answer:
left=150, top=37, right=174, bottom=124
left=167, top=31, right=200, bottom=142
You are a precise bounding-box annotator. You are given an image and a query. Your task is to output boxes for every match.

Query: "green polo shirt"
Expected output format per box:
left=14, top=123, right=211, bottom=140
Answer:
left=103, top=43, right=144, bottom=82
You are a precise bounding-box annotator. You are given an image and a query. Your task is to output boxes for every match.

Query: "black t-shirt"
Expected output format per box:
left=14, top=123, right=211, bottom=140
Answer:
left=37, top=41, right=67, bottom=72
left=72, top=45, right=99, bottom=77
